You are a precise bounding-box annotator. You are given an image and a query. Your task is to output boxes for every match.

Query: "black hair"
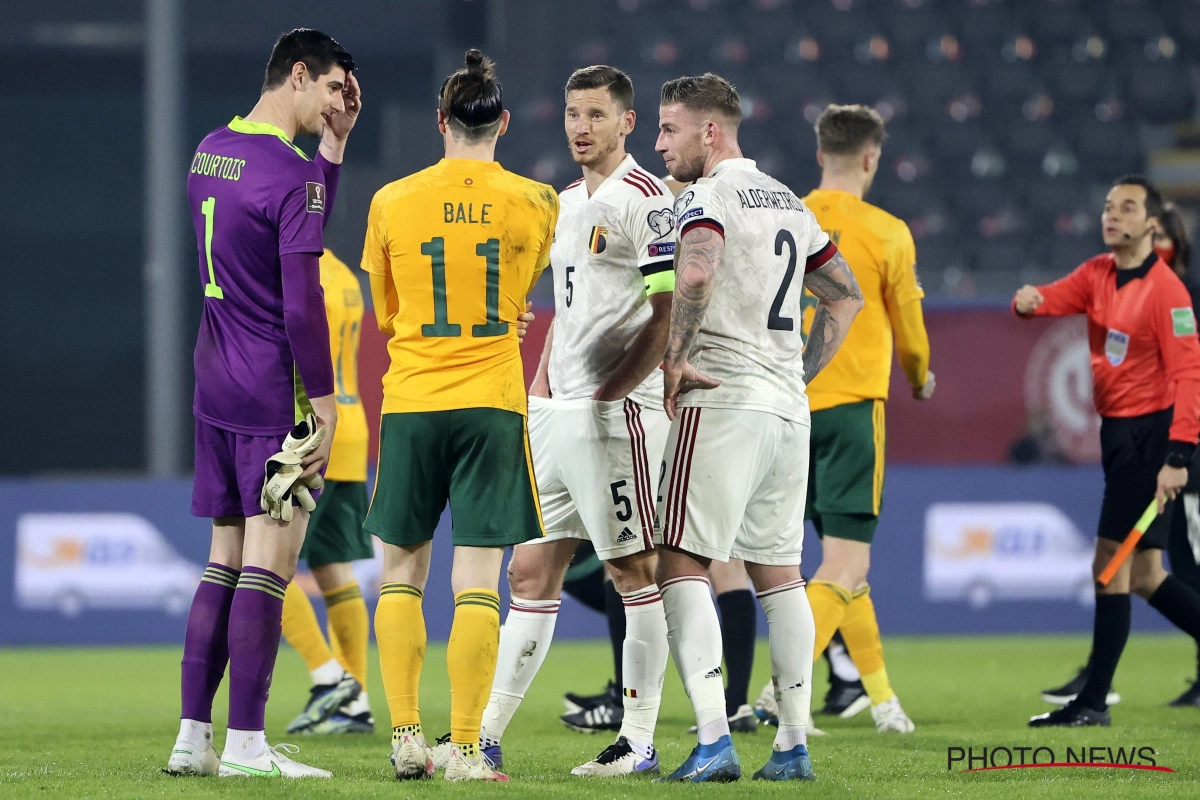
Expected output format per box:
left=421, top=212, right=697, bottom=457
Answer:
left=262, top=29, right=354, bottom=93
left=439, top=49, right=504, bottom=143
left=1160, top=202, right=1192, bottom=274
left=1112, top=174, right=1165, bottom=222
left=565, top=65, right=635, bottom=112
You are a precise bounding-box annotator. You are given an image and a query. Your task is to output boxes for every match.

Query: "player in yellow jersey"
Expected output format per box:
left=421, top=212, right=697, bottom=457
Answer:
left=280, top=248, right=375, bottom=736
left=360, top=50, right=557, bottom=783
left=773, top=104, right=933, bottom=734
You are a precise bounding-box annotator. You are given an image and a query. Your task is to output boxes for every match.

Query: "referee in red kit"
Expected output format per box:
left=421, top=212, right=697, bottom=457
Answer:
left=1014, top=175, right=1200, bottom=726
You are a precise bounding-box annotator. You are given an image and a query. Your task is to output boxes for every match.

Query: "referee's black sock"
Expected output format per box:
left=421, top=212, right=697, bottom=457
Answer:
left=1148, top=574, right=1200, bottom=642
left=717, top=589, right=757, bottom=715
left=603, top=579, right=626, bottom=689
left=1076, top=593, right=1131, bottom=710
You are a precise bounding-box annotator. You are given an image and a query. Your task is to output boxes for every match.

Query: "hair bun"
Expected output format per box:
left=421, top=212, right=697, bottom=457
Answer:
left=464, top=49, right=486, bottom=70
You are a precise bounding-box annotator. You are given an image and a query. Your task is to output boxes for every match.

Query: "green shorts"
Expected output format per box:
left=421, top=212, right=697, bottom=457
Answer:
left=805, top=399, right=885, bottom=544
left=364, top=408, right=544, bottom=548
left=300, top=479, right=372, bottom=568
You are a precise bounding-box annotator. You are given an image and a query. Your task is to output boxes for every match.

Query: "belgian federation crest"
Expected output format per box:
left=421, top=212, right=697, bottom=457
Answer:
left=1105, top=329, right=1130, bottom=366
left=589, top=226, right=608, bottom=254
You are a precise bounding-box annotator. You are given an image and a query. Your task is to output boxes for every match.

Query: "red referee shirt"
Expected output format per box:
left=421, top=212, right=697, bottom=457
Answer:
left=1014, top=251, right=1200, bottom=446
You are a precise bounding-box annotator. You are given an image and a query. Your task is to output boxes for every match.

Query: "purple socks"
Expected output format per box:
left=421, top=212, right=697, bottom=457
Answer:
left=180, top=563, right=239, bottom=723
left=226, top=566, right=289, bottom=731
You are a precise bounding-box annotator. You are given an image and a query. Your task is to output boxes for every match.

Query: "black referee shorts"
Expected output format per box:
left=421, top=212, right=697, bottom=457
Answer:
left=1098, top=408, right=1173, bottom=550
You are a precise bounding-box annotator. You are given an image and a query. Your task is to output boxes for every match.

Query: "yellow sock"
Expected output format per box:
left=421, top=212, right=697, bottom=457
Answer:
left=840, top=585, right=895, bottom=704
left=447, top=589, right=501, bottom=746
left=808, top=580, right=853, bottom=662
left=282, top=580, right=336, bottom=672
left=376, top=582, right=426, bottom=729
left=324, top=581, right=369, bottom=688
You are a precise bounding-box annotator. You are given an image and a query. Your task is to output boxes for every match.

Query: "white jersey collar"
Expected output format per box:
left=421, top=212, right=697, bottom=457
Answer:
left=706, top=157, right=757, bottom=179
left=588, top=153, right=641, bottom=202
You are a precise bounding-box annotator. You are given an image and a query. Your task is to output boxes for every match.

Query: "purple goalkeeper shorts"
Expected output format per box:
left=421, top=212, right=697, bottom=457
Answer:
left=191, top=420, right=287, bottom=519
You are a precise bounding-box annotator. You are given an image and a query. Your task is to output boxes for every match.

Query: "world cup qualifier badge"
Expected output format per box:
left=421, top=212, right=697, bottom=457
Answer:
left=306, top=182, right=326, bottom=214
left=589, top=226, right=608, bottom=255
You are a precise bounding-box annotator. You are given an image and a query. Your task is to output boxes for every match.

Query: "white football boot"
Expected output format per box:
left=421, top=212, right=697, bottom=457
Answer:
left=871, top=696, right=915, bottom=733
left=430, top=735, right=454, bottom=770
left=219, top=743, right=331, bottom=778
left=444, top=744, right=509, bottom=782
left=165, top=725, right=220, bottom=776
left=391, top=731, right=435, bottom=780
left=571, top=736, right=660, bottom=776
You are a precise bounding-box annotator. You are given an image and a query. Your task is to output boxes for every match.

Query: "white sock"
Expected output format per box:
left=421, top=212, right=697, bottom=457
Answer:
left=662, top=576, right=728, bottom=745
left=224, top=728, right=267, bottom=761
left=479, top=596, right=560, bottom=741
left=176, top=718, right=213, bottom=748
left=617, top=584, right=668, bottom=747
left=344, top=691, right=370, bottom=716
left=758, top=580, right=815, bottom=752
left=828, top=638, right=860, bottom=682
left=310, top=657, right=344, bottom=686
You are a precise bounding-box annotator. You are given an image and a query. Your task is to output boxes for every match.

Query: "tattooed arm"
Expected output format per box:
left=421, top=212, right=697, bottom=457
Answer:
left=802, top=250, right=864, bottom=384
left=662, top=225, right=723, bottom=419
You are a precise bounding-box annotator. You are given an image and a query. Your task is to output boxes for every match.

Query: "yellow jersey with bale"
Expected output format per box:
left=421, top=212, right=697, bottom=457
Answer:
left=361, top=159, right=558, bottom=416
left=801, top=189, right=930, bottom=411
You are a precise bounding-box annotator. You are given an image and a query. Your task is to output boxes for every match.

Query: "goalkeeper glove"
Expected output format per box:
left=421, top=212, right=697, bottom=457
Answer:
left=260, top=415, right=328, bottom=521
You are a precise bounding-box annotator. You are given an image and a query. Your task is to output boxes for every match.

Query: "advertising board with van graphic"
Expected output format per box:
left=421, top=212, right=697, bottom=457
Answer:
left=15, top=513, right=202, bottom=616
left=924, top=503, right=1095, bottom=609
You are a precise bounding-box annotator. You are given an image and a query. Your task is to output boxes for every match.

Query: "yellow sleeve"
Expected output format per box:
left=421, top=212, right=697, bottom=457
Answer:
left=369, top=272, right=396, bottom=336
left=529, top=193, right=559, bottom=294
left=361, top=192, right=390, bottom=276
left=883, top=224, right=930, bottom=389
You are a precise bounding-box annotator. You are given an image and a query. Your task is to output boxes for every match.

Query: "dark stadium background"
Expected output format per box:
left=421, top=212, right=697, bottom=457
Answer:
left=2, top=0, right=1198, bottom=643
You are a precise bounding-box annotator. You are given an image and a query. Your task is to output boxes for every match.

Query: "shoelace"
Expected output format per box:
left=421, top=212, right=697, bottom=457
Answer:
left=594, top=740, right=631, bottom=765
left=269, top=743, right=301, bottom=763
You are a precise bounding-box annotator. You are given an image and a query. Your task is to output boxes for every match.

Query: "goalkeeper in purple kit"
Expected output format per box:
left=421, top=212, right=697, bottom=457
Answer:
left=166, top=29, right=361, bottom=779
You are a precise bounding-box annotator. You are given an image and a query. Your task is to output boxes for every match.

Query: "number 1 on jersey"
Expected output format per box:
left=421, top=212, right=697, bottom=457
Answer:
left=420, top=237, right=508, bottom=338
left=201, top=197, right=224, bottom=299
left=420, top=238, right=462, bottom=337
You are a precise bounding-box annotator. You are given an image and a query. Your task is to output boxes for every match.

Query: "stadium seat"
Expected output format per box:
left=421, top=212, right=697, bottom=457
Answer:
left=971, top=238, right=1030, bottom=273
left=1073, top=118, right=1143, bottom=177
left=1051, top=62, right=1115, bottom=106
left=1103, top=5, right=1167, bottom=44
left=1127, top=62, right=1194, bottom=123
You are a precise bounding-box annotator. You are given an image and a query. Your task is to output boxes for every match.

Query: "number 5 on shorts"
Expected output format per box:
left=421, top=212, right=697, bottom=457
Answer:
left=610, top=480, right=633, bottom=522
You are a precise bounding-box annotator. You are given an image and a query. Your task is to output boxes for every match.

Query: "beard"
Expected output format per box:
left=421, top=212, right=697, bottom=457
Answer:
left=669, top=150, right=705, bottom=183
left=572, top=132, right=620, bottom=167
left=296, top=108, right=326, bottom=140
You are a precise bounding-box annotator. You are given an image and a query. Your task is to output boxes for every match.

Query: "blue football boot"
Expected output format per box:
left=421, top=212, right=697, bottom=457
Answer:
left=753, top=744, right=816, bottom=781
left=655, top=735, right=741, bottom=783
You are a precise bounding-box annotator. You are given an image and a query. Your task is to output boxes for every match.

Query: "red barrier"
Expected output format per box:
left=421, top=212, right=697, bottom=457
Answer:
left=359, top=307, right=1100, bottom=465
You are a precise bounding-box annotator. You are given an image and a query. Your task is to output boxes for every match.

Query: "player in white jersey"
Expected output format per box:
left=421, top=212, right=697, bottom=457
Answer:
left=652, top=74, right=863, bottom=783
left=476, top=66, right=675, bottom=778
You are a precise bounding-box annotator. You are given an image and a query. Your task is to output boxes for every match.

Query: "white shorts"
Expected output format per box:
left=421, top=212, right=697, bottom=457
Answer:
left=655, top=406, right=810, bottom=566
left=527, top=396, right=670, bottom=561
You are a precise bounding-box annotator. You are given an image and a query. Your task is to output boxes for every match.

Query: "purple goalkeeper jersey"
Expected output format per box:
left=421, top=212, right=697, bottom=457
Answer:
left=188, top=117, right=336, bottom=436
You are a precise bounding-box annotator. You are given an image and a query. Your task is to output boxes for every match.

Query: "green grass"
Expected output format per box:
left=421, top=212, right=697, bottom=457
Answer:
left=0, top=635, right=1198, bottom=798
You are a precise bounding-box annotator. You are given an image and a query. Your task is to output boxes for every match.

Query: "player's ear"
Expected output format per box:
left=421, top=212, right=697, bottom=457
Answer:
left=623, top=108, right=637, bottom=135
left=816, top=150, right=825, bottom=169
left=291, top=60, right=309, bottom=90
left=497, top=109, right=511, bottom=138
left=436, top=109, right=448, bottom=135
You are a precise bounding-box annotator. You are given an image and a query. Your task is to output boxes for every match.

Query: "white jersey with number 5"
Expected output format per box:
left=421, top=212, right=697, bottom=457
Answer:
left=673, top=158, right=837, bottom=423
left=548, top=155, right=676, bottom=409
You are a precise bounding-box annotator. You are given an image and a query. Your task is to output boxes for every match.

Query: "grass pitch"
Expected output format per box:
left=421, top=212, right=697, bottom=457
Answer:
left=0, top=635, right=1197, bottom=798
